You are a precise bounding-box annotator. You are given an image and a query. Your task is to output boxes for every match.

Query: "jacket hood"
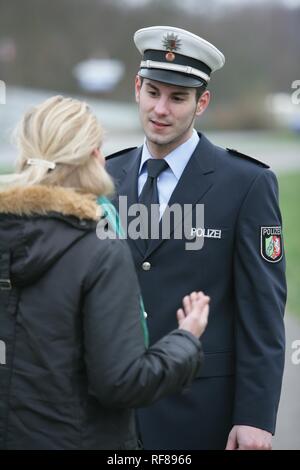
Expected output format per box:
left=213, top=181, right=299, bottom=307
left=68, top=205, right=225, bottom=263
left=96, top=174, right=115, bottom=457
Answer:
left=0, top=185, right=101, bottom=287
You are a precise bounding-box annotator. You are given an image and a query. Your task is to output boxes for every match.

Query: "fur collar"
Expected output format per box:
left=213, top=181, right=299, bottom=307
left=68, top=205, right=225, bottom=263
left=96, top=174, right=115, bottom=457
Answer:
left=0, top=185, right=101, bottom=221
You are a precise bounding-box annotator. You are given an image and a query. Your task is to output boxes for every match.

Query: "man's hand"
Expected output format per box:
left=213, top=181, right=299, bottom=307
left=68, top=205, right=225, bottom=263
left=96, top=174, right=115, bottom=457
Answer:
left=225, top=425, right=272, bottom=450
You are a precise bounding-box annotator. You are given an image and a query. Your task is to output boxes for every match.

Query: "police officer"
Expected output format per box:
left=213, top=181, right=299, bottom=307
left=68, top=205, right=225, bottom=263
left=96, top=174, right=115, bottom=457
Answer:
left=106, top=26, right=286, bottom=450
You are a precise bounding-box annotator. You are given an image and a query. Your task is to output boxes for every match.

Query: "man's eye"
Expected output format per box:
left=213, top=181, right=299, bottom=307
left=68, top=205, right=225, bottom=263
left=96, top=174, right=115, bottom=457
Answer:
left=148, top=91, right=157, bottom=96
left=173, top=96, right=184, bottom=102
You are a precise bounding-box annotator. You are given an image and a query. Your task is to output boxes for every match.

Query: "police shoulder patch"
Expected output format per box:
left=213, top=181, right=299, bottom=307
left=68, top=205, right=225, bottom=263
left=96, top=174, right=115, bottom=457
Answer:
left=227, top=148, right=269, bottom=168
left=261, top=226, right=283, bottom=263
left=105, top=147, right=138, bottom=161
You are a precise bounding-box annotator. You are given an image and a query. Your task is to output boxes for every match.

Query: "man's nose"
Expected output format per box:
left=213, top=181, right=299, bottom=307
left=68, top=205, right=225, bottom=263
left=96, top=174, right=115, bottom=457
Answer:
left=154, top=97, right=169, bottom=115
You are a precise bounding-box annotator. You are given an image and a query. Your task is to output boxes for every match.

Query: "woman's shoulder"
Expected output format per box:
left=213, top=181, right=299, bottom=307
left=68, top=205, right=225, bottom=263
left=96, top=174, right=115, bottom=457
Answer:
left=81, top=232, right=137, bottom=293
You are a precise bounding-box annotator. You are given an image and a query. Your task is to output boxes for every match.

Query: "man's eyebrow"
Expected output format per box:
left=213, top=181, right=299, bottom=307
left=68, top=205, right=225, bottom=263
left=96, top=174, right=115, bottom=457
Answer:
left=145, top=83, right=190, bottom=96
left=145, top=82, right=159, bottom=91
left=171, top=91, right=190, bottom=96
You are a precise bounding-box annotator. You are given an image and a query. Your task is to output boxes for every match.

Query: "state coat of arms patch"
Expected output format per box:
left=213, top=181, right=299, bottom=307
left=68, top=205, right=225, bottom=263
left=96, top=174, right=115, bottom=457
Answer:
left=261, top=226, right=283, bottom=263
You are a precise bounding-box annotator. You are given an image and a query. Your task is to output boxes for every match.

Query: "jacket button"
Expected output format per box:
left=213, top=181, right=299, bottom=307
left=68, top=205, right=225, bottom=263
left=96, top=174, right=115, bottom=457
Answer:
left=142, top=261, right=151, bottom=271
left=144, top=311, right=148, bottom=319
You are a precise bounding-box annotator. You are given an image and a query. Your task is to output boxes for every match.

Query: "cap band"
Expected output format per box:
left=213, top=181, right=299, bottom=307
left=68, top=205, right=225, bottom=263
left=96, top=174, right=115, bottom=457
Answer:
left=140, top=60, right=210, bottom=83
left=143, top=50, right=212, bottom=74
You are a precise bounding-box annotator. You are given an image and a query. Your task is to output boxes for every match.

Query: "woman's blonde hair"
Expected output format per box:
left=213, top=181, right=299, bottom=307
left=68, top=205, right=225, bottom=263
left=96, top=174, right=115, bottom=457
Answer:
left=0, top=95, right=114, bottom=196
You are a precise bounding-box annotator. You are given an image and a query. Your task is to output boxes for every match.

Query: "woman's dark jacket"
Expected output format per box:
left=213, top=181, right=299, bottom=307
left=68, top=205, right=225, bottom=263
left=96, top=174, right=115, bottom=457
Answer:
left=0, top=185, right=203, bottom=449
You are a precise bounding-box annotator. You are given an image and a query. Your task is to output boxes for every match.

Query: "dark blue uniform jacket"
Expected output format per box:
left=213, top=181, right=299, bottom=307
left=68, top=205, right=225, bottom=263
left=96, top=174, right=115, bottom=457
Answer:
left=106, top=133, right=287, bottom=450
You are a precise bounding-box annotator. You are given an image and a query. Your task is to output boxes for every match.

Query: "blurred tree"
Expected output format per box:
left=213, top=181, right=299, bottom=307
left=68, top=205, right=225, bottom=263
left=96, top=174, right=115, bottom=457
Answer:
left=0, top=0, right=299, bottom=128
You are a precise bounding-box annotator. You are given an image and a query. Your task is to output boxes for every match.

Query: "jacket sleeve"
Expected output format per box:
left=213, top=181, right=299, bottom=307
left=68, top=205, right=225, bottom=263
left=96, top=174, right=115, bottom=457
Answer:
left=233, top=169, right=287, bottom=433
left=83, top=238, right=203, bottom=408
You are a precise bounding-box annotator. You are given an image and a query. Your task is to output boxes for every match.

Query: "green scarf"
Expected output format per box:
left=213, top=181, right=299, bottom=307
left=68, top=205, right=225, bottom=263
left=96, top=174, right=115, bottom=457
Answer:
left=97, top=196, right=149, bottom=348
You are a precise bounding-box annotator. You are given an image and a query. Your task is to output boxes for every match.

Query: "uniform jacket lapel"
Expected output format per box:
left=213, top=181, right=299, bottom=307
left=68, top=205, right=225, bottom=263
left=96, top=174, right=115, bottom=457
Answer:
left=113, top=147, right=145, bottom=257
left=145, top=133, right=216, bottom=257
left=112, top=134, right=216, bottom=259
left=113, top=147, right=141, bottom=207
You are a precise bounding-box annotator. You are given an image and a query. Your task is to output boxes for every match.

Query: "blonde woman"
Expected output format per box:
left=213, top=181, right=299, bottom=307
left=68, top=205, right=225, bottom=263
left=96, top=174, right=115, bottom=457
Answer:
left=0, top=96, right=209, bottom=450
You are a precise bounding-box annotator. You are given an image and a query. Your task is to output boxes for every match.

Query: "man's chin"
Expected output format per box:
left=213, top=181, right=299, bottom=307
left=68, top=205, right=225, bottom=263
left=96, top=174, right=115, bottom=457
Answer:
left=145, top=131, right=174, bottom=147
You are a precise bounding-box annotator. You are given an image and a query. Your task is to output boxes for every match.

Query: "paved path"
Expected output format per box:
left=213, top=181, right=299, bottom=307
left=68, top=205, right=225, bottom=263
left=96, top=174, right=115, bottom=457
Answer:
left=273, top=313, right=300, bottom=450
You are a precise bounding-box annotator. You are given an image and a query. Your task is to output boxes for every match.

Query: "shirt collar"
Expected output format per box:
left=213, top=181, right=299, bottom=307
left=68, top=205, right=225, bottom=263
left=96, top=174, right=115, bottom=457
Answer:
left=139, top=129, right=200, bottom=180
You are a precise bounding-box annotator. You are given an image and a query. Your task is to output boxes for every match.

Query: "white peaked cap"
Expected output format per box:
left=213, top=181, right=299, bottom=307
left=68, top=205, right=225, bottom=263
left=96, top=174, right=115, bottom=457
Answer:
left=134, top=25, right=225, bottom=88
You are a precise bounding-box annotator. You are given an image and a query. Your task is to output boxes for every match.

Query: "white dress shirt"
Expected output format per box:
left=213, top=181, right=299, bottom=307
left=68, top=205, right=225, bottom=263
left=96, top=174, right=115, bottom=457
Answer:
left=138, top=129, right=200, bottom=217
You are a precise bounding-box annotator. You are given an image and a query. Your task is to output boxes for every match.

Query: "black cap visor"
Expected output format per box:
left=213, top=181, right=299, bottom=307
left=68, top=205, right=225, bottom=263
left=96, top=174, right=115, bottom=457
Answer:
left=138, top=68, right=205, bottom=88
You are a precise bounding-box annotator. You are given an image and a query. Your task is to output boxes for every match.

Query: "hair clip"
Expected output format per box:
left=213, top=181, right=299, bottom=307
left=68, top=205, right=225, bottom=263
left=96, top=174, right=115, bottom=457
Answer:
left=27, top=158, right=56, bottom=170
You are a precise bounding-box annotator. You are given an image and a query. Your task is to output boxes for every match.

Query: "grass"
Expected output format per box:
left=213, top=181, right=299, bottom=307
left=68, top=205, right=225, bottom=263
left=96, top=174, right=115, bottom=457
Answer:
left=0, top=165, right=13, bottom=174
left=278, top=172, right=300, bottom=319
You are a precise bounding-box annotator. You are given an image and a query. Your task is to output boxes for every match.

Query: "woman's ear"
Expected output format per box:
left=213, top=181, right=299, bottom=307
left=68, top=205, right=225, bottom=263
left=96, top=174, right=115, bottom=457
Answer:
left=92, top=148, right=100, bottom=158
left=92, top=148, right=105, bottom=166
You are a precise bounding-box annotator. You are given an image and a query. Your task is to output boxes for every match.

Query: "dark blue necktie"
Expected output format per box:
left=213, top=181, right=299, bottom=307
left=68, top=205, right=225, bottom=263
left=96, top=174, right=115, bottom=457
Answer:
left=139, top=159, right=169, bottom=247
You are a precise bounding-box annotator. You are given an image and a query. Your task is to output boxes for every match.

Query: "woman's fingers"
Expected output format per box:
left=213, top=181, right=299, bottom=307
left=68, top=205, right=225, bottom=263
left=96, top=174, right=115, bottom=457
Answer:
left=176, top=308, right=185, bottom=325
left=178, top=291, right=210, bottom=338
left=183, top=294, right=192, bottom=315
left=182, top=291, right=210, bottom=317
left=191, top=292, right=209, bottom=310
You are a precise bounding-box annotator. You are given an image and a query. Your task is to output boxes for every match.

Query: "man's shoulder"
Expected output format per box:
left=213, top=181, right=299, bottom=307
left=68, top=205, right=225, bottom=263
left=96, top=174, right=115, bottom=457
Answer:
left=224, top=147, right=269, bottom=169
left=213, top=144, right=270, bottom=177
left=105, top=147, right=138, bottom=164
left=198, top=133, right=269, bottom=175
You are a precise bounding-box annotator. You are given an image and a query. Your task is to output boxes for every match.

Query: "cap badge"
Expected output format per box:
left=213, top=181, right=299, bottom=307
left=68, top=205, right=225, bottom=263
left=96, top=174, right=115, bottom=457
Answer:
left=162, top=33, right=181, bottom=62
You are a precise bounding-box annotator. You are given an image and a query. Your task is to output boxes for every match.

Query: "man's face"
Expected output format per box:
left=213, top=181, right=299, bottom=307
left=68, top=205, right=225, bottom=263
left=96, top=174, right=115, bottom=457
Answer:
left=135, top=77, right=210, bottom=151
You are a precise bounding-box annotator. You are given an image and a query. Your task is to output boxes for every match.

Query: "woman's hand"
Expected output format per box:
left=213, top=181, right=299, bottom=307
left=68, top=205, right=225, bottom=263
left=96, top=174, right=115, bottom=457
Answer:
left=177, top=291, right=210, bottom=338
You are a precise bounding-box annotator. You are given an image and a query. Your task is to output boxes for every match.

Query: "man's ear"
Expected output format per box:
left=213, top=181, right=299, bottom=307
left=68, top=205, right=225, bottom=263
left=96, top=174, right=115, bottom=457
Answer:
left=135, top=75, right=142, bottom=103
left=196, top=90, right=210, bottom=116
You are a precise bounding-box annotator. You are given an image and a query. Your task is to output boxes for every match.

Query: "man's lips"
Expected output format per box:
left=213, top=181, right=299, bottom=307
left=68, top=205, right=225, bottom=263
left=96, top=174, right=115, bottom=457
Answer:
left=149, top=119, right=171, bottom=128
